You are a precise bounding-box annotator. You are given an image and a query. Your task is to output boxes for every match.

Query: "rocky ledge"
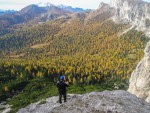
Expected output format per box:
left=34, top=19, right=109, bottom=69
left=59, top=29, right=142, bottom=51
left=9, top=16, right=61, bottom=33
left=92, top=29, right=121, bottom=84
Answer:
left=17, top=90, right=150, bottom=113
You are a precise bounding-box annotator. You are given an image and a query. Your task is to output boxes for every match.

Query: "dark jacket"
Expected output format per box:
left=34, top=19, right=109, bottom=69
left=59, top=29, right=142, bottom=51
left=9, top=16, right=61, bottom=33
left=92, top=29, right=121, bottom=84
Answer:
left=57, top=81, right=69, bottom=95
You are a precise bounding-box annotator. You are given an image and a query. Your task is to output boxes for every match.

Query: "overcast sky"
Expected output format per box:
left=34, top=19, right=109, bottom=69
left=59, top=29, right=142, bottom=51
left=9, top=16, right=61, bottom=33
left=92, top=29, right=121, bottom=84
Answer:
left=0, top=0, right=149, bottom=10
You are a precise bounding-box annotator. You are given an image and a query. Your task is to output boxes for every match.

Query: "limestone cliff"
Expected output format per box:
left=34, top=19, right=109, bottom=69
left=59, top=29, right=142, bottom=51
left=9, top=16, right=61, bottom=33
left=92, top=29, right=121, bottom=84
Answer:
left=110, top=0, right=150, bottom=102
left=111, top=0, right=150, bottom=35
left=128, top=41, right=150, bottom=102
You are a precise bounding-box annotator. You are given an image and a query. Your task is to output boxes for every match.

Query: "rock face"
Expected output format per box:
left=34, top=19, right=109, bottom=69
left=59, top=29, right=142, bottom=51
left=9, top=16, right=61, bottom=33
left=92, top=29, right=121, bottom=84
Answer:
left=111, top=0, right=150, bottom=35
left=17, top=91, right=150, bottom=113
left=128, top=41, right=150, bottom=102
left=110, top=0, right=150, bottom=103
left=0, top=102, right=11, bottom=113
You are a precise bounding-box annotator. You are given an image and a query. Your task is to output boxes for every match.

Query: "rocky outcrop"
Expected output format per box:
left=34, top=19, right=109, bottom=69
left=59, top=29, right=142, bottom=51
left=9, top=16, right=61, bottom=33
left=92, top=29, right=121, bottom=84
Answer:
left=111, top=0, right=150, bottom=35
left=110, top=0, right=150, bottom=103
left=84, top=2, right=115, bottom=25
left=17, top=91, right=150, bottom=113
left=128, top=41, right=150, bottom=102
left=0, top=102, right=11, bottom=113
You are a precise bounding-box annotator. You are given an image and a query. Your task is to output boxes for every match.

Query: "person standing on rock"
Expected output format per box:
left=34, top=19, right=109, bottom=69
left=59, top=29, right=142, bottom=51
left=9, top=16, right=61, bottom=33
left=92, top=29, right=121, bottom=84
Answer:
left=57, top=75, right=69, bottom=103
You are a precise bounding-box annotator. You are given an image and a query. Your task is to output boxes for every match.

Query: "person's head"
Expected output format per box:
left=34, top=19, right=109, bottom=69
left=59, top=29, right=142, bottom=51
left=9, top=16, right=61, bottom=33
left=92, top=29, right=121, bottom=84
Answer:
left=60, top=75, right=64, bottom=81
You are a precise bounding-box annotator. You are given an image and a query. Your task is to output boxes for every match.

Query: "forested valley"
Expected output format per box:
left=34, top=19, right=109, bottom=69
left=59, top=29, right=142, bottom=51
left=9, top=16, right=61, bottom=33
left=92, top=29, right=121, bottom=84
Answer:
left=0, top=11, right=149, bottom=112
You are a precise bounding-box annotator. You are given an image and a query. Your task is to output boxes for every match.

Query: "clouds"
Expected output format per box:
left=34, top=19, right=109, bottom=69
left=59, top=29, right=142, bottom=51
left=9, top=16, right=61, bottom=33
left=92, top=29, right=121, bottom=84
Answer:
left=0, top=0, right=29, bottom=10
left=0, top=0, right=110, bottom=10
left=0, top=0, right=149, bottom=10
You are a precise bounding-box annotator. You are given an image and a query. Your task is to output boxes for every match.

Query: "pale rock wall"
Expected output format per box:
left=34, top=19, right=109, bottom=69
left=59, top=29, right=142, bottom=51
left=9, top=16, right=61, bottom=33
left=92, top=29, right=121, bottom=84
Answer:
left=111, top=0, right=150, bottom=33
left=111, top=0, right=150, bottom=102
left=128, top=41, right=150, bottom=102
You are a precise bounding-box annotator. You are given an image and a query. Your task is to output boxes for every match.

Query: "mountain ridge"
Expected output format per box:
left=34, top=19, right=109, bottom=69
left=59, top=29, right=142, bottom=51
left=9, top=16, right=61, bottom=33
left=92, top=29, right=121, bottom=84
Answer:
left=0, top=10, right=16, bottom=15
left=37, top=2, right=89, bottom=13
left=0, top=4, right=87, bottom=29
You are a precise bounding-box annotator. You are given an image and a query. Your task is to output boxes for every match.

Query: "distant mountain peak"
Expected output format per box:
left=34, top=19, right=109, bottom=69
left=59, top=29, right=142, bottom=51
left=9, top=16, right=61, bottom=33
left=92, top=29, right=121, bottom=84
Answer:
left=57, top=4, right=88, bottom=13
left=19, top=4, right=46, bottom=14
left=99, top=2, right=109, bottom=9
left=57, top=4, right=74, bottom=9
left=0, top=9, right=16, bottom=15
left=37, top=2, right=55, bottom=7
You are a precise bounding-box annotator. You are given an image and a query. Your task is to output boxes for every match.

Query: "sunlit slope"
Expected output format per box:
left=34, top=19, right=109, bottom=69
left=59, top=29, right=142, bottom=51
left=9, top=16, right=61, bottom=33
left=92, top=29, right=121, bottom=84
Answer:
left=0, top=11, right=148, bottom=84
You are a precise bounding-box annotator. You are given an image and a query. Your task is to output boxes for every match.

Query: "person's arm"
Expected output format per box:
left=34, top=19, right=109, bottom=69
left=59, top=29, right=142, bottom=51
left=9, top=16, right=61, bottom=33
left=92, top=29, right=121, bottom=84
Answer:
left=65, top=82, right=69, bottom=87
left=57, top=81, right=59, bottom=87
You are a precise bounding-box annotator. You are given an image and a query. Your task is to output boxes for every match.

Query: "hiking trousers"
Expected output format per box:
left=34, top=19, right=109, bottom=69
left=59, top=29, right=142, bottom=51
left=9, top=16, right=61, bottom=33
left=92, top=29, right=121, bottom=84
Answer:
left=59, top=93, right=66, bottom=103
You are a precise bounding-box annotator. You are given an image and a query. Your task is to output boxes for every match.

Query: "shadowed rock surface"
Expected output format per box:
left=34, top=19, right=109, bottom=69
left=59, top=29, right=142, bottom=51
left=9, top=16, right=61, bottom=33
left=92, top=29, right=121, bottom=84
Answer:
left=17, top=90, right=150, bottom=113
